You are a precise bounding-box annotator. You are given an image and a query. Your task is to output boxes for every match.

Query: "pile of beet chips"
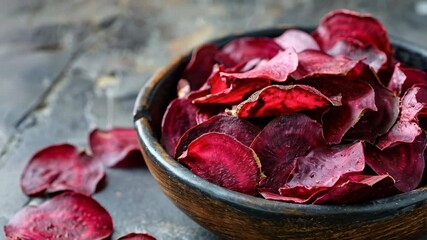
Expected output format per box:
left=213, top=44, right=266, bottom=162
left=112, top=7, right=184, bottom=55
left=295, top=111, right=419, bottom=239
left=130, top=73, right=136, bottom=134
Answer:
left=162, top=9, right=427, bottom=204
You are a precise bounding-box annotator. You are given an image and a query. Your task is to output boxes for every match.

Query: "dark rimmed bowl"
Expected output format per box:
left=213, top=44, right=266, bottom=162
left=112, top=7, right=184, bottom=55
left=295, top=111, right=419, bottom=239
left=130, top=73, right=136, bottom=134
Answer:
left=134, top=27, right=427, bottom=240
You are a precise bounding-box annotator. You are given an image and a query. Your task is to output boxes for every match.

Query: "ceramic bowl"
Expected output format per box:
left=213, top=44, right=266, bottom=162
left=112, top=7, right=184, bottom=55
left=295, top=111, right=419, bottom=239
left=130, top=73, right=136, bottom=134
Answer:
left=134, top=27, right=427, bottom=240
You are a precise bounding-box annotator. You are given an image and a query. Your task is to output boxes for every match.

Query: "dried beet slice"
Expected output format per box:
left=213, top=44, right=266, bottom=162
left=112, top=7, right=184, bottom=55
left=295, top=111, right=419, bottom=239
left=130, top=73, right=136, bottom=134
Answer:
left=183, top=44, right=220, bottom=90
left=325, top=41, right=387, bottom=72
left=233, top=85, right=340, bottom=118
left=387, top=63, right=407, bottom=95
left=89, top=128, right=143, bottom=168
left=118, top=233, right=156, bottom=240
left=178, top=132, right=261, bottom=195
left=220, top=48, right=298, bottom=82
left=314, top=9, right=392, bottom=71
left=365, top=132, right=427, bottom=192
left=175, top=115, right=260, bottom=158
left=215, top=37, right=282, bottom=67
left=291, top=50, right=359, bottom=80
left=259, top=188, right=326, bottom=204
left=274, top=29, right=320, bottom=53
left=299, top=76, right=377, bottom=144
left=400, top=86, right=427, bottom=122
left=313, top=174, right=396, bottom=205
left=4, top=192, right=113, bottom=240
left=377, top=86, right=427, bottom=149
left=401, top=67, right=427, bottom=94
left=376, top=121, right=422, bottom=150
left=195, top=105, right=227, bottom=124
left=161, top=98, right=198, bottom=156
left=20, top=144, right=104, bottom=196
left=208, top=65, right=229, bottom=94
left=193, top=78, right=270, bottom=105
left=250, top=114, right=326, bottom=191
left=345, top=66, right=399, bottom=143
left=280, top=142, right=365, bottom=198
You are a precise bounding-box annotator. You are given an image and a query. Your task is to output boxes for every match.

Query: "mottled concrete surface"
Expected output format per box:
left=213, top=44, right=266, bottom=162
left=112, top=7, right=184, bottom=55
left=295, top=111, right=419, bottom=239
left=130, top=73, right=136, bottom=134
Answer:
left=0, top=0, right=426, bottom=239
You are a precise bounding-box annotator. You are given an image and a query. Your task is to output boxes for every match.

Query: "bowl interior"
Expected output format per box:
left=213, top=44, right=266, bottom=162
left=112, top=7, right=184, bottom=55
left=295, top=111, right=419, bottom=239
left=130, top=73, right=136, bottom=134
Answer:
left=134, top=27, right=427, bottom=216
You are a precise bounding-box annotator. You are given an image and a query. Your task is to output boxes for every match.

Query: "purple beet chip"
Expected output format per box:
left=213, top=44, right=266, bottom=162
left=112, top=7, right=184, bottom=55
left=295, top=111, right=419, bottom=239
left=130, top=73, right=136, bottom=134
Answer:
left=4, top=192, right=113, bottom=240
left=161, top=98, right=198, bottom=156
left=20, top=144, right=104, bottom=196
left=89, top=128, right=143, bottom=168
left=178, top=132, right=261, bottom=196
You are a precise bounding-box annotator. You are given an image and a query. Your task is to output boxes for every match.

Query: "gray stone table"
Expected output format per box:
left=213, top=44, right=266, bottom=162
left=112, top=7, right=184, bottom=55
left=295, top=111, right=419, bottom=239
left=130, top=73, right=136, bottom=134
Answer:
left=0, top=0, right=426, bottom=239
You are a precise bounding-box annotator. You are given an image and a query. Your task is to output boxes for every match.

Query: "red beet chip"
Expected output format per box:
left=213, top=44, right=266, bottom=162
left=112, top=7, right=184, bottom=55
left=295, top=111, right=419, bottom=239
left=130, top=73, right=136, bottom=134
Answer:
left=387, top=63, right=407, bottom=95
left=291, top=50, right=359, bottom=80
left=4, top=192, right=113, bottom=240
left=21, top=144, right=104, bottom=196
left=377, top=86, right=427, bottom=150
left=193, top=78, right=270, bottom=105
left=250, top=114, right=326, bottom=191
left=401, top=67, right=427, bottom=94
left=118, top=232, right=156, bottom=240
left=274, top=29, right=320, bottom=53
left=182, top=44, right=220, bottom=90
left=280, top=142, right=365, bottom=199
left=233, top=85, right=340, bottom=118
left=215, top=37, right=282, bottom=68
left=175, top=115, right=260, bottom=158
left=344, top=66, right=399, bottom=143
left=314, top=9, right=392, bottom=71
left=313, top=174, right=396, bottom=205
left=220, top=48, right=298, bottom=82
left=400, top=85, right=427, bottom=122
left=89, top=128, right=143, bottom=168
left=161, top=98, right=198, bottom=156
left=178, top=132, right=261, bottom=195
left=299, top=76, right=377, bottom=144
left=376, top=121, right=422, bottom=150
left=259, top=188, right=326, bottom=204
left=208, top=65, right=229, bottom=94
left=365, top=132, right=427, bottom=192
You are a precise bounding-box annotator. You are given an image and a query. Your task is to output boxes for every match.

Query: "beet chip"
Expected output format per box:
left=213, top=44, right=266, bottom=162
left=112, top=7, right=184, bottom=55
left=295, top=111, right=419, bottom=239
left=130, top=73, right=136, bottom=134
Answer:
left=89, top=128, right=143, bottom=168
left=365, top=132, right=427, bottom=192
left=387, top=63, right=407, bottom=95
left=175, top=115, right=260, bottom=158
left=314, top=9, right=392, bottom=71
left=345, top=66, right=399, bottom=143
left=118, top=233, right=156, bottom=240
left=233, top=85, right=340, bottom=118
left=401, top=67, right=427, bottom=94
left=274, top=29, right=320, bottom=53
left=259, top=188, right=325, bottom=204
left=220, top=48, right=298, bottom=82
left=291, top=50, right=359, bottom=80
left=182, top=44, right=219, bottom=90
left=21, top=144, right=104, bottom=196
left=4, top=192, right=113, bottom=240
left=215, top=37, right=282, bottom=67
left=280, top=142, right=365, bottom=199
left=251, top=114, right=326, bottom=191
left=377, top=86, right=427, bottom=150
left=300, top=76, right=377, bottom=144
left=193, top=78, right=270, bottom=105
left=178, top=132, right=261, bottom=195
left=161, top=98, right=198, bottom=156
left=313, top=174, right=396, bottom=205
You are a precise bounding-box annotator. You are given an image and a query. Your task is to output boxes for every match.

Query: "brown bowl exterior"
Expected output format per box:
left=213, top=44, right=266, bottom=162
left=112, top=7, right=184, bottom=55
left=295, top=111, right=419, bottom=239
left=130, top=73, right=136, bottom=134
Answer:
left=134, top=27, right=427, bottom=240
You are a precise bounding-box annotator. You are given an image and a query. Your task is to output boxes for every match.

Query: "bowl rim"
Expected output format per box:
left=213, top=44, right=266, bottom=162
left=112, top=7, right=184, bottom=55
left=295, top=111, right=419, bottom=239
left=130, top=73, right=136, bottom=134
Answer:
left=134, top=26, right=427, bottom=216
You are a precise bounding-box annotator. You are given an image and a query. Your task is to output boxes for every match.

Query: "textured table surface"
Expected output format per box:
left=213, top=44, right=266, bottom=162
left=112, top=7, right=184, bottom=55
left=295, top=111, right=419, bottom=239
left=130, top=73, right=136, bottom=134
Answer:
left=1, top=0, right=427, bottom=239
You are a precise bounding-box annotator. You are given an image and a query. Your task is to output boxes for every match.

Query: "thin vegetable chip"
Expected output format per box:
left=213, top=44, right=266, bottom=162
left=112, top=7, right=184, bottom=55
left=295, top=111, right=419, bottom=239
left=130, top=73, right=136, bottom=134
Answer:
left=118, top=233, right=157, bottom=240
left=21, top=144, right=104, bottom=196
left=178, top=132, right=261, bottom=195
left=89, top=128, right=143, bottom=167
left=4, top=192, right=113, bottom=240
